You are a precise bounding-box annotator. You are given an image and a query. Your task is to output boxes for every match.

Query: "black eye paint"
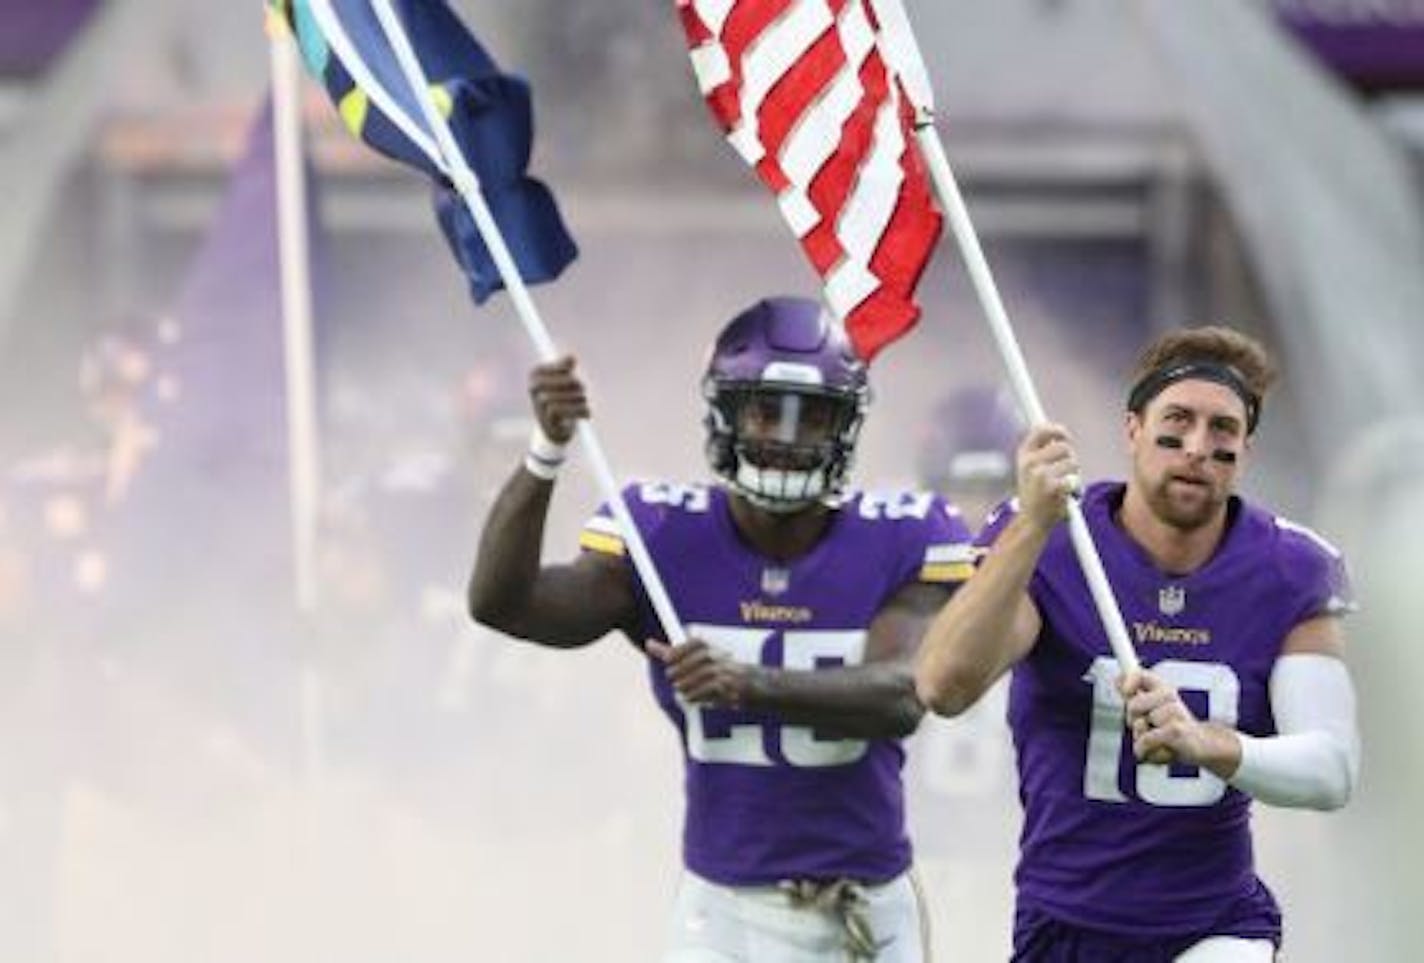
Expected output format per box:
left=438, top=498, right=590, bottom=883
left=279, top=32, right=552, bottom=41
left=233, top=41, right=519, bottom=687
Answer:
left=1157, top=435, right=1236, bottom=463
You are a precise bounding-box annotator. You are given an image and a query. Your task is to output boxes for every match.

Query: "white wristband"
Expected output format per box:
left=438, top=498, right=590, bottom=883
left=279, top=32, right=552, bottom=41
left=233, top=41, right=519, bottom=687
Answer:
left=524, top=424, right=568, bottom=481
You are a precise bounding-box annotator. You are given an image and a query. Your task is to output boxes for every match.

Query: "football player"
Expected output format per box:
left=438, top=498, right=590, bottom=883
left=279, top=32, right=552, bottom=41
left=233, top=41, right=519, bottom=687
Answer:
left=469, top=296, right=976, bottom=962
left=915, top=326, right=1360, bottom=961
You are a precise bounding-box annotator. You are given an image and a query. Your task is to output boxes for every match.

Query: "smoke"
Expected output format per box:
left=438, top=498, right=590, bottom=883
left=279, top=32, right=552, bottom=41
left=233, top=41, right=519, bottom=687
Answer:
left=1, top=2, right=1417, bottom=960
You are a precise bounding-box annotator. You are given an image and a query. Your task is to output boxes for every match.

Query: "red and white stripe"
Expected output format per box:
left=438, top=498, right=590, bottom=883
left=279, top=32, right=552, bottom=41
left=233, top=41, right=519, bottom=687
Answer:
left=678, top=0, right=942, bottom=362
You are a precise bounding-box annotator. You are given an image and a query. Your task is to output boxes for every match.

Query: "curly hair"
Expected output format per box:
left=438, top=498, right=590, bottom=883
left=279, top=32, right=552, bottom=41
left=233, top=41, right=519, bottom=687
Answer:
left=1129, top=326, right=1278, bottom=402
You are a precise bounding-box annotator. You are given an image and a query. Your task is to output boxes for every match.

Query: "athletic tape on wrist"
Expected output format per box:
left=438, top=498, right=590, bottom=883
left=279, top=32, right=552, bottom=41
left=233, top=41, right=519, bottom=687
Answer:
left=524, top=424, right=568, bottom=481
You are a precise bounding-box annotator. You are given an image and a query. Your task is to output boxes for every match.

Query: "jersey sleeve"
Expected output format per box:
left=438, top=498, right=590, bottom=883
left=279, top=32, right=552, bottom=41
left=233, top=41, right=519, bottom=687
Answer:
left=911, top=494, right=978, bottom=587
left=1274, top=516, right=1358, bottom=622
left=973, top=496, right=1020, bottom=556
left=578, top=491, right=632, bottom=558
left=577, top=482, right=660, bottom=559
left=578, top=488, right=629, bottom=558
left=578, top=480, right=711, bottom=559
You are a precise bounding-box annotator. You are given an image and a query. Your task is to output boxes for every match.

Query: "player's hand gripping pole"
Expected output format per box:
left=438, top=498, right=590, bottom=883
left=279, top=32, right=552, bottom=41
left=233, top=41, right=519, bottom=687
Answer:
left=368, top=0, right=687, bottom=646
left=868, top=0, right=1139, bottom=675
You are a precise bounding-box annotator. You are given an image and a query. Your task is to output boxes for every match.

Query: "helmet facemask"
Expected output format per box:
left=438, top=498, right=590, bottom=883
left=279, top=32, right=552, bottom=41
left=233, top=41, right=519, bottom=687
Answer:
left=701, top=296, right=871, bottom=512
left=705, top=381, right=866, bottom=513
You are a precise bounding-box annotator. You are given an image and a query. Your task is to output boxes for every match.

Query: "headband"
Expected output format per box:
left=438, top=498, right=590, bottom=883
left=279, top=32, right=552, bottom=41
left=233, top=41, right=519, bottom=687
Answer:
left=1126, top=361, right=1261, bottom=433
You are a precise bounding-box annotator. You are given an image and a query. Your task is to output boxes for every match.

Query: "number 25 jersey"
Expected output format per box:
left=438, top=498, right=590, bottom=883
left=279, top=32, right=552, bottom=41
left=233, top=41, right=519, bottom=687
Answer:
left=581, top=482, right=973, bottom=886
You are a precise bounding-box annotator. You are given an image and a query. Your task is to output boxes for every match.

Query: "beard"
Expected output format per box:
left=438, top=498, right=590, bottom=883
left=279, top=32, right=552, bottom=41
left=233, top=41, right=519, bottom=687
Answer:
left=1142, top=471, right=1228, bottom=532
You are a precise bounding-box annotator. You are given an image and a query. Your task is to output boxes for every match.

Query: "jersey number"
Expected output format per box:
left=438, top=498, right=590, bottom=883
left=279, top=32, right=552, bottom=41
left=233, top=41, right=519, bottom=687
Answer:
left=858, top=492, right=934, bottom=521
left=1082, top=657, right=1240, bottom=807
left=638, top=482, right=710, bottom=513
left=681, top=625, right=868, bottom=768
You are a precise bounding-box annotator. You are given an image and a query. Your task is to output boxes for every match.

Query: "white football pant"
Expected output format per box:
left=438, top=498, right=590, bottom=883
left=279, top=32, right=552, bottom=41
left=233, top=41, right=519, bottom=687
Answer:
left=1176, top=936, right=1275, bottom=962
left=664, top=870, right=929, bottom=963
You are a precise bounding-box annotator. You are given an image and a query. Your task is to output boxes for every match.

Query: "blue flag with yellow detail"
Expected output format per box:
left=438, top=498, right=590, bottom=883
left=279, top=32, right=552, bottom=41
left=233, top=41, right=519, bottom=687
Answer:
left=272, top=0, right=577, bottom=303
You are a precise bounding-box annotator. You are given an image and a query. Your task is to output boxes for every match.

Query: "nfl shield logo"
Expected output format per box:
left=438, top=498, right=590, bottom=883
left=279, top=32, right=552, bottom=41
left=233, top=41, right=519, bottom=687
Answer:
left=762, top=567, right=791, bottom=596
left=1158, top=585, right=1186, bottom=616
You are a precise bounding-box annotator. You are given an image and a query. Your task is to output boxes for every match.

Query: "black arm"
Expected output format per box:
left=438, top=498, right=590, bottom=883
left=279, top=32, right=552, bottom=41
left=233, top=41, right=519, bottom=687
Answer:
left=467, top=463, right=637, bottom=647
left=466, top=355, right=638, bottom=647
left=655, top=581, right=954, bottom=739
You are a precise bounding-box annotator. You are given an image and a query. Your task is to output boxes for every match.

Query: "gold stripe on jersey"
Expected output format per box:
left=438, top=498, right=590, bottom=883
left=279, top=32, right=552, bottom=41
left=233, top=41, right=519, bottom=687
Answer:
left=578, top=530, right=626, bottom=556
left=919, top=561, right=975, bottom=583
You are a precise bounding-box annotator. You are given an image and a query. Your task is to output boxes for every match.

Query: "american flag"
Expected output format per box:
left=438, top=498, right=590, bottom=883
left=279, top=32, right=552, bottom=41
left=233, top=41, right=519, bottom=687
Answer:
left=678, top=0, right=943, bottom=362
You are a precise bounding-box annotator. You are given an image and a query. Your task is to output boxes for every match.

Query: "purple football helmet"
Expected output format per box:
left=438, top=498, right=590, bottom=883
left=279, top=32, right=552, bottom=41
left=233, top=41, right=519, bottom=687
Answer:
left=702, top=297, right=869, bottom=511
left=916, top=385, right=1023, bottom=495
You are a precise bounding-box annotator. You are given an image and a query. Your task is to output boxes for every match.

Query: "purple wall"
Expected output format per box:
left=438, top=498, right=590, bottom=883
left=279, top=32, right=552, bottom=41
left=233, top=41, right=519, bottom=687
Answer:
left=0, top=0, right=103, bottom=78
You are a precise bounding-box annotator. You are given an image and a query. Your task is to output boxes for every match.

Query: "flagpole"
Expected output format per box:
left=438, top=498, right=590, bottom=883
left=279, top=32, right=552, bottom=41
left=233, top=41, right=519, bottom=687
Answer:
left=365, top=0, right=688, bottom=646
left=868, top=0, right=1140, bottom=675
left=269, top=20, right=323, bottom=618
left=268, top=15, right=333, bottom=841
left=268, top=20, right=330, bottom=955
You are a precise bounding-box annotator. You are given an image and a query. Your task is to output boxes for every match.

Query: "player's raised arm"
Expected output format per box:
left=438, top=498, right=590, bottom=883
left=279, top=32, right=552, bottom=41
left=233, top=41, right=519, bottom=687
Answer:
left=915, top=424, right=1078, bottom=717
left=467, top=356, right=637, bottom=646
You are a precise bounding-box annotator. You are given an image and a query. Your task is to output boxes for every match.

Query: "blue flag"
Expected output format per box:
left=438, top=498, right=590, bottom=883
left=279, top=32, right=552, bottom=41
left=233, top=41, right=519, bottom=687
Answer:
left=275, top=0, right=577, bottom=303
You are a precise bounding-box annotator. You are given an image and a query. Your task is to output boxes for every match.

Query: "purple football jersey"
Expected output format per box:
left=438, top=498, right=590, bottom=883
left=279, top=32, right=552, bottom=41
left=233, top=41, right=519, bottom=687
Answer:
left=582, top=482, right=973, bottom=885
left=979, top=482, right=1353, bottom=939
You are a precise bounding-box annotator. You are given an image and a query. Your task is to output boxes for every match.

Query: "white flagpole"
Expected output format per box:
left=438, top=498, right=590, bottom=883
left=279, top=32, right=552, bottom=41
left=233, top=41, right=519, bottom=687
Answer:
left=365, top=0, right=688, bottom=646
left=868, top=0, right=1140, bottom=674
left=269, top=20, right=323, bottom=617
left=269, top=29, right=330, bottom=959
left=269, top=15, right=329, bottom=804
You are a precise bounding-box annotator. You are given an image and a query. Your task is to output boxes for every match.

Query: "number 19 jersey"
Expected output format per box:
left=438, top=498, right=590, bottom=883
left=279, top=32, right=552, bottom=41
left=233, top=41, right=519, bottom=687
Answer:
left=985, top=482, right=1354, bottom=940
left=581, top=482, right=973, bottom=886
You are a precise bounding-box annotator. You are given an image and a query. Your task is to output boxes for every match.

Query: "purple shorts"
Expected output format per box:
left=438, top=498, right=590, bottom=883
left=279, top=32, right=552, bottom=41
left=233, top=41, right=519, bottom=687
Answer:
left=1011, top=897, right=1281, bottom=962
